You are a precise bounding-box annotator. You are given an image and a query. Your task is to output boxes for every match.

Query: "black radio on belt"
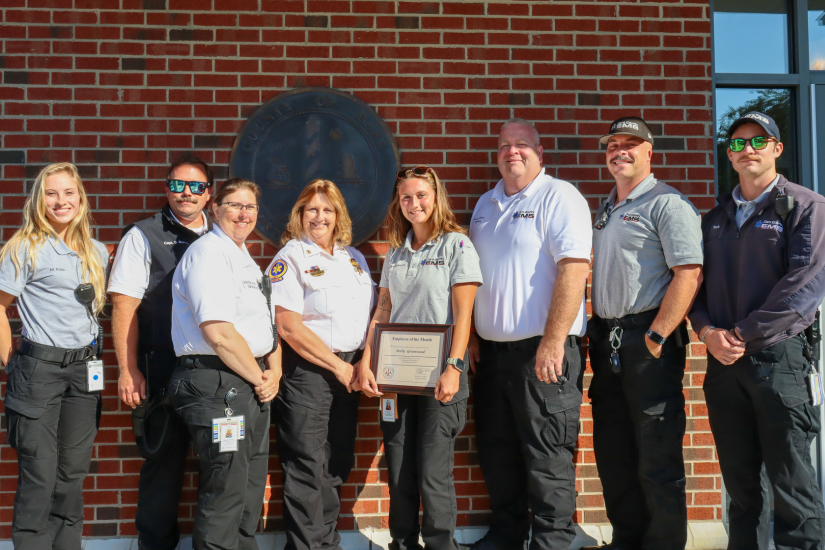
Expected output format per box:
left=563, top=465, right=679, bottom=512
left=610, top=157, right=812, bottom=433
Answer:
left=75, top=283, right=103, bottom=357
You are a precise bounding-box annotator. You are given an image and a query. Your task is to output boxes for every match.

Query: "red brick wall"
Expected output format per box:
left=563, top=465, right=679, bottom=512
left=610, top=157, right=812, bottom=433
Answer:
left=0, top=0, right=718, bottom=539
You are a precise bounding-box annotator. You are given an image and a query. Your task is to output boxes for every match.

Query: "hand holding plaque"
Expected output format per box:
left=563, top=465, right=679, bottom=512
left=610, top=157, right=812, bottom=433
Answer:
left=370, top=324, right=452, bottom=395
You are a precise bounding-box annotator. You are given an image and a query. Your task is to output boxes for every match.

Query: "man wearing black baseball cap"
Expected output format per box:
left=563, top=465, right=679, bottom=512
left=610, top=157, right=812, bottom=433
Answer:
left=584, top=116, right=703, bottom=550
left=689, top=111, right=825, bottom=549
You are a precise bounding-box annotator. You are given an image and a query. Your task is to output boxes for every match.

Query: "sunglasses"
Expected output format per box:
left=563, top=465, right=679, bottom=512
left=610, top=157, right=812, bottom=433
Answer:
left=729, top=136, right=777, bottom=153
left=396, top=166, right=432, bottom=180
left=167, top=179, right=212, bottom=195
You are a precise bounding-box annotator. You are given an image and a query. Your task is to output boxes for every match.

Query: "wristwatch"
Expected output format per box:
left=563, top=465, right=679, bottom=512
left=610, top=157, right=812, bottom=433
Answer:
left=446, top=357, right=466, bottom=372
left=646, top=330, right=667, bottom=345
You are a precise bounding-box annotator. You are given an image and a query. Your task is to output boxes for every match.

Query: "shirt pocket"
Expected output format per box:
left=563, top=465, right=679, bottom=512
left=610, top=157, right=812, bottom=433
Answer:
left=304, top=272, right=337, bottom=315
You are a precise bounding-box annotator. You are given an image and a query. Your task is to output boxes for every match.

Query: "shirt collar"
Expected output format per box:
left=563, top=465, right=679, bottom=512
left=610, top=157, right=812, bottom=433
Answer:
left=299, top=234, right=345, bottom=259
left=169, top=210, right=208, bottom=235
left=212, top=224, right=253, bottom=262
left=490, top=167, right=546, bottom=204
left=607, top=173, right=657, bottom=208
left=48, top=236, right=76, bottom=256
left=732, top=176, right=779, bottom=208
left=402, top=230, right=439, bottom=253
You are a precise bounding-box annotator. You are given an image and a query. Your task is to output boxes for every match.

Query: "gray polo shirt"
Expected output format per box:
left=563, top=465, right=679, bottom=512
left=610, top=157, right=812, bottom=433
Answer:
left=591, top=174, right=703, bottom=320
left=380, top=230, right=483, bottom=402
left=0, top=237, right=109, bottom=349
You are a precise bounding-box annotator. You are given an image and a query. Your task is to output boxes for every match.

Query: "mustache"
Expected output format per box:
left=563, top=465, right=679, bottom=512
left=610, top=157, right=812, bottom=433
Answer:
left=611, top=155, right=633, bottom=163
left=175, top=196, right=199, bottom=204
left=740, top=155, right=761, bottom=162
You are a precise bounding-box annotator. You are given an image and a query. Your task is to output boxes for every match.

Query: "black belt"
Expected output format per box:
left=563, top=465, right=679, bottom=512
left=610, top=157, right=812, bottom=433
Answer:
left=177, top=354, right=265, bottom=374
left=482, top=335, right=581, bottom=352
left=335, top=349, right=363, bottom=364
left=18, top=337, right=96, bottom=367
left=593, top=308, right=659, bottom=330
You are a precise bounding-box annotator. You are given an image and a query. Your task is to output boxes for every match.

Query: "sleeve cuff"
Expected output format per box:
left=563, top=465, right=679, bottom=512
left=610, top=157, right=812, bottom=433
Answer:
left=0, top=282, right=23, bottom=297
left=734, top=319, right=760, bottom=343
left=554, top=249, right=593, bottom=263
left=106, top=285, right=146, bottom=300
left=666, top=256, right=704, bottom=269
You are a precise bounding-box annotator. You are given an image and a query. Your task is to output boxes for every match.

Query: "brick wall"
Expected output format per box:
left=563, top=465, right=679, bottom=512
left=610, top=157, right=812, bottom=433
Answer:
left=0, top=0, right=719, bottom=540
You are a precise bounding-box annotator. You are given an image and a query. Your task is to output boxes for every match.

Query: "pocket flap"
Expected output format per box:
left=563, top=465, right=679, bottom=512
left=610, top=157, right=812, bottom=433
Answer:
left=642, top=401, right=667, bottom=416
left=544, top=391, right=582, bottom=414
left=4, top=391, right=47, bottom=419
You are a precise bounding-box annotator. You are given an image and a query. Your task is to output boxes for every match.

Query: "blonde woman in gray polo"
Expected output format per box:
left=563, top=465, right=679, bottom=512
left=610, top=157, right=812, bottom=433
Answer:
left=360, top=166, right=483, bottom=550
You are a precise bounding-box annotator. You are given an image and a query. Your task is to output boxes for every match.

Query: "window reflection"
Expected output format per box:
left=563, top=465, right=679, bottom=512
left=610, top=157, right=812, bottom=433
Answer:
left=713, top=0, right=790, bottom=74
left=810, top=1, right=825, bottom=70
left=716, top=88, right=796, bottom=195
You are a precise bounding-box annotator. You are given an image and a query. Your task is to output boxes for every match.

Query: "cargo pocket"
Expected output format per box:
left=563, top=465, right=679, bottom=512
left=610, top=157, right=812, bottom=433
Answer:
left=542, top=392, right=582, bottom=450
left=276, top=398, right=324, bottom=458
left=641, top=396, right=686, bottom=440
left=7, top=412, right=40, bottom=457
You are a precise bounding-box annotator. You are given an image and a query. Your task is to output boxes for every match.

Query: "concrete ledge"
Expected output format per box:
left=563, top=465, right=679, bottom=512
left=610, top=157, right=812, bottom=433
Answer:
left=0, top=522, right=727, bottom=550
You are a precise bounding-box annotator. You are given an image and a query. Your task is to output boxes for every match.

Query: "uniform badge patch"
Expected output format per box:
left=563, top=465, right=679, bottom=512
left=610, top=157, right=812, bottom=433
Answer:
left=755, top=220, right=783, bottom=232
left=620, top=213, right=641, bottom=223
left=269, top=260, right=287, bottom=282
left=350, top=258, right=364, bottom=274
left=305, top=265, right=325, bottom=277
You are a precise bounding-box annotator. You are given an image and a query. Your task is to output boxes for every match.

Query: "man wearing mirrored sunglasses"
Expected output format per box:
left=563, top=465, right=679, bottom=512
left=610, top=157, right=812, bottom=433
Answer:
left=108, top=155, right=213, bottom=550
left=689, top=111, right=825, bottom=549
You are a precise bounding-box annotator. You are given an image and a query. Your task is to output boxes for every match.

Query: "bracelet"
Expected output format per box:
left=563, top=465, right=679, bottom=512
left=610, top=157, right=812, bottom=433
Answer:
left=699, top=325, right=715, bottom=343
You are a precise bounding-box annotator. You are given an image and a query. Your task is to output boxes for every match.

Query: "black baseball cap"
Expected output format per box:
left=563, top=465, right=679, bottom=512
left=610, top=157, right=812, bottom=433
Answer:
left=600, top=116, right=654, bottom=146
left=727, top=111, right=781, bottom=142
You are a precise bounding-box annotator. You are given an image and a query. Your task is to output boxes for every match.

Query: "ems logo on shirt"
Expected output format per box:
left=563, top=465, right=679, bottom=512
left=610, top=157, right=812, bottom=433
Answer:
left=512, top=211, right=535, bottom=219
left=755, top=220, right=783, bottom=232
left=269, top=260, right=287, bottom=282
left=620, top=213, right=641, bottom=223
left=420, top=259, right=445, bottom=266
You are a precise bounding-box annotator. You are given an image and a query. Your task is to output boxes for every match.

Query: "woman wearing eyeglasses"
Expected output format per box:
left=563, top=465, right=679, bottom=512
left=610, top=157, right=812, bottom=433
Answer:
left=360, top=166, right=483, bottom=550
left=265, top=179, right=375, bottom=550
left=0, top=163, right=109, bottom=549
left=168, top=177, right=280, bottom=549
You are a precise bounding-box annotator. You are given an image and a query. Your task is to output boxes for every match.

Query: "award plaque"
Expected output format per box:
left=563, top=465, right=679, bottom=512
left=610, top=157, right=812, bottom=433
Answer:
left=370, top=323, right=453, bottom=395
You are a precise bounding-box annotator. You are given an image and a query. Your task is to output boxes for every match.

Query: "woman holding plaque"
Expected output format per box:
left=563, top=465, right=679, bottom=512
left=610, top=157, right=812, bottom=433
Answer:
left=360, top=166, right=482, bottom=550
left=267, top=179, right=376, bottom=550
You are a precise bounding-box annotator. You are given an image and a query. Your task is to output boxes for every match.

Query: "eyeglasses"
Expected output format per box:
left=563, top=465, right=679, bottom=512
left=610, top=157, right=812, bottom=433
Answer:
left=729, top=136, right=777, bottom=152
left=218, top=202, right=259, bottom=214
left=396, top=166, right=432, bottom=180
left=167, top=179, right=212, bottom=195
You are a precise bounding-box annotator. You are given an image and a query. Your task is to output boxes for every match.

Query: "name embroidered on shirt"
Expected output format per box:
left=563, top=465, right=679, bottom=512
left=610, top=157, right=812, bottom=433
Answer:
left=755, top=220, right=783, bottom=232
left=512, top=211, right=535, bottom=219
left=620, top=213, right=641, bottom=223
left=472, top=216, right=485, bottom=223
left=420, top=259, right=445, bottom=266
left=163, top=241, right=189, bottom=246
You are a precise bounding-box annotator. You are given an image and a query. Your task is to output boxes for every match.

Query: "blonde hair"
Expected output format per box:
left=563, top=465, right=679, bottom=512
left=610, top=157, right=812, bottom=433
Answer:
left=280, top=179, right=353, bottom=247
left=385, top=167, right=467, bottom=249
left=0, top=163, right=106, bottom=314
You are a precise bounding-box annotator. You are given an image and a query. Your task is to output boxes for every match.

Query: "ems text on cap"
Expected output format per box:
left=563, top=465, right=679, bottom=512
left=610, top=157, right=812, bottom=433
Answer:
left=600, top=116, right=655, bottom=146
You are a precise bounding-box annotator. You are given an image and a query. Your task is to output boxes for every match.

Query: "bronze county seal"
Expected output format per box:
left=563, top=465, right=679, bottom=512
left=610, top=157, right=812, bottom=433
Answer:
left=230, top=87, right=400, bottom=246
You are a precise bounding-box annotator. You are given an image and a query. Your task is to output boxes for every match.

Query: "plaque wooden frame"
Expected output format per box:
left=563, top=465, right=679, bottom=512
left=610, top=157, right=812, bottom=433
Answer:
left=370, top=323, right=453, bottom=395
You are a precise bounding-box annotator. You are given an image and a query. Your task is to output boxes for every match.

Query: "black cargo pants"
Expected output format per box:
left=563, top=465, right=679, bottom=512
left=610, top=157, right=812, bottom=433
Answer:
left=170, top=358, right=270, bottom=550
left=133, top=365, right=190, bottom=550
left=4, top=351, right=101, bottom=550
left=275, top=347, right=361, bottom=550
left=473, top=335, right=583, bottom=550
left=705, top=334, right=825, bottom=550
left=587, top=315, right=688, bottom=550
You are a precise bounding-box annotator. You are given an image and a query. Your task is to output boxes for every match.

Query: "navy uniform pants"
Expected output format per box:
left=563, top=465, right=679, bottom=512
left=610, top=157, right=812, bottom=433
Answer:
left=381, top=392, right=467, bottom=550
left=473, top=336, right=582, bottom=550
left=170, top=358, right=270, bottom=550
left=275, top=346, right=361, bottom=550
left=705, top=335, right=825, bottom=550
left=133, top=370, right=190, bottom=550
left=4, top=351, right=101, bottom=550
left=587, top=317, right=688, bottom=550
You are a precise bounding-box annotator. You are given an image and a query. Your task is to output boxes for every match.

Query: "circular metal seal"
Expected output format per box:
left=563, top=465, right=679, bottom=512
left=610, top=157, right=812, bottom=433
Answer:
left=230, top=87, right=400, bottom=247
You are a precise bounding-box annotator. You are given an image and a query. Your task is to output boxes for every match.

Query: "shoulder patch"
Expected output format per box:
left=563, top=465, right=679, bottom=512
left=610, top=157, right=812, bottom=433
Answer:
left=269, top=259, right=287, bottom=282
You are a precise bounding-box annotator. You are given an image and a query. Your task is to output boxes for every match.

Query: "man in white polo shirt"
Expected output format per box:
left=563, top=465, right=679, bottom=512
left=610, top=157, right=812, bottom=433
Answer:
left=468, top=118, right=593, bottom=550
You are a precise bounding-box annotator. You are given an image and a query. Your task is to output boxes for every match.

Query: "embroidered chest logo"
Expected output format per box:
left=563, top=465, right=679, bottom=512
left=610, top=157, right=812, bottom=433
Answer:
left=305, top=265, right=325, bottom=277
left=269, top=260, right=287, bottom=282
left=420, top=259, right=445, bottom=266
left=512, top=211, right=535, bottom=219
left=755, top=220, right=783, bottom=232
left=350, top=258, right=364, bottom=274
left=472, top=216, right=485, bottom=223
left=620, top=213, right=641, bottom=223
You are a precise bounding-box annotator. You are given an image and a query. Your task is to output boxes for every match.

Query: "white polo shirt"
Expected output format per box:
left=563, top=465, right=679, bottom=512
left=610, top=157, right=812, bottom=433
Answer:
left=171, top=225, right=274, bottom=357
left=267, top=236, right=375, bottom=353
left=469, top=168, right=593, bottom=342
left=108, top=211, right=208, bottom=299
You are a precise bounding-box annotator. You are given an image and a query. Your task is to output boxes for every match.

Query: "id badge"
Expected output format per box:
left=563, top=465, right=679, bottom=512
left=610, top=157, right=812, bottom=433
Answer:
left=212, top=415, right=245, bottom=444
left=382, top=394, right=398, bottom=422
left=809, top=371, right=825, bottom=406
left=218, top=420, right=240, bottom=452
left=86, top=360, right=104, bottom=392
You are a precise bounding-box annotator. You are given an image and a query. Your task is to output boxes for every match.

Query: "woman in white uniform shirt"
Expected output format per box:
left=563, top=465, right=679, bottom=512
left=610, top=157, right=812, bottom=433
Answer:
left=0, top=163, right=109, bottom=549
left=169, top=178, right=280, bottom=550
left=360, top=166, right=482, bottom=550
left=266, top=179, right=375, bottom=550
